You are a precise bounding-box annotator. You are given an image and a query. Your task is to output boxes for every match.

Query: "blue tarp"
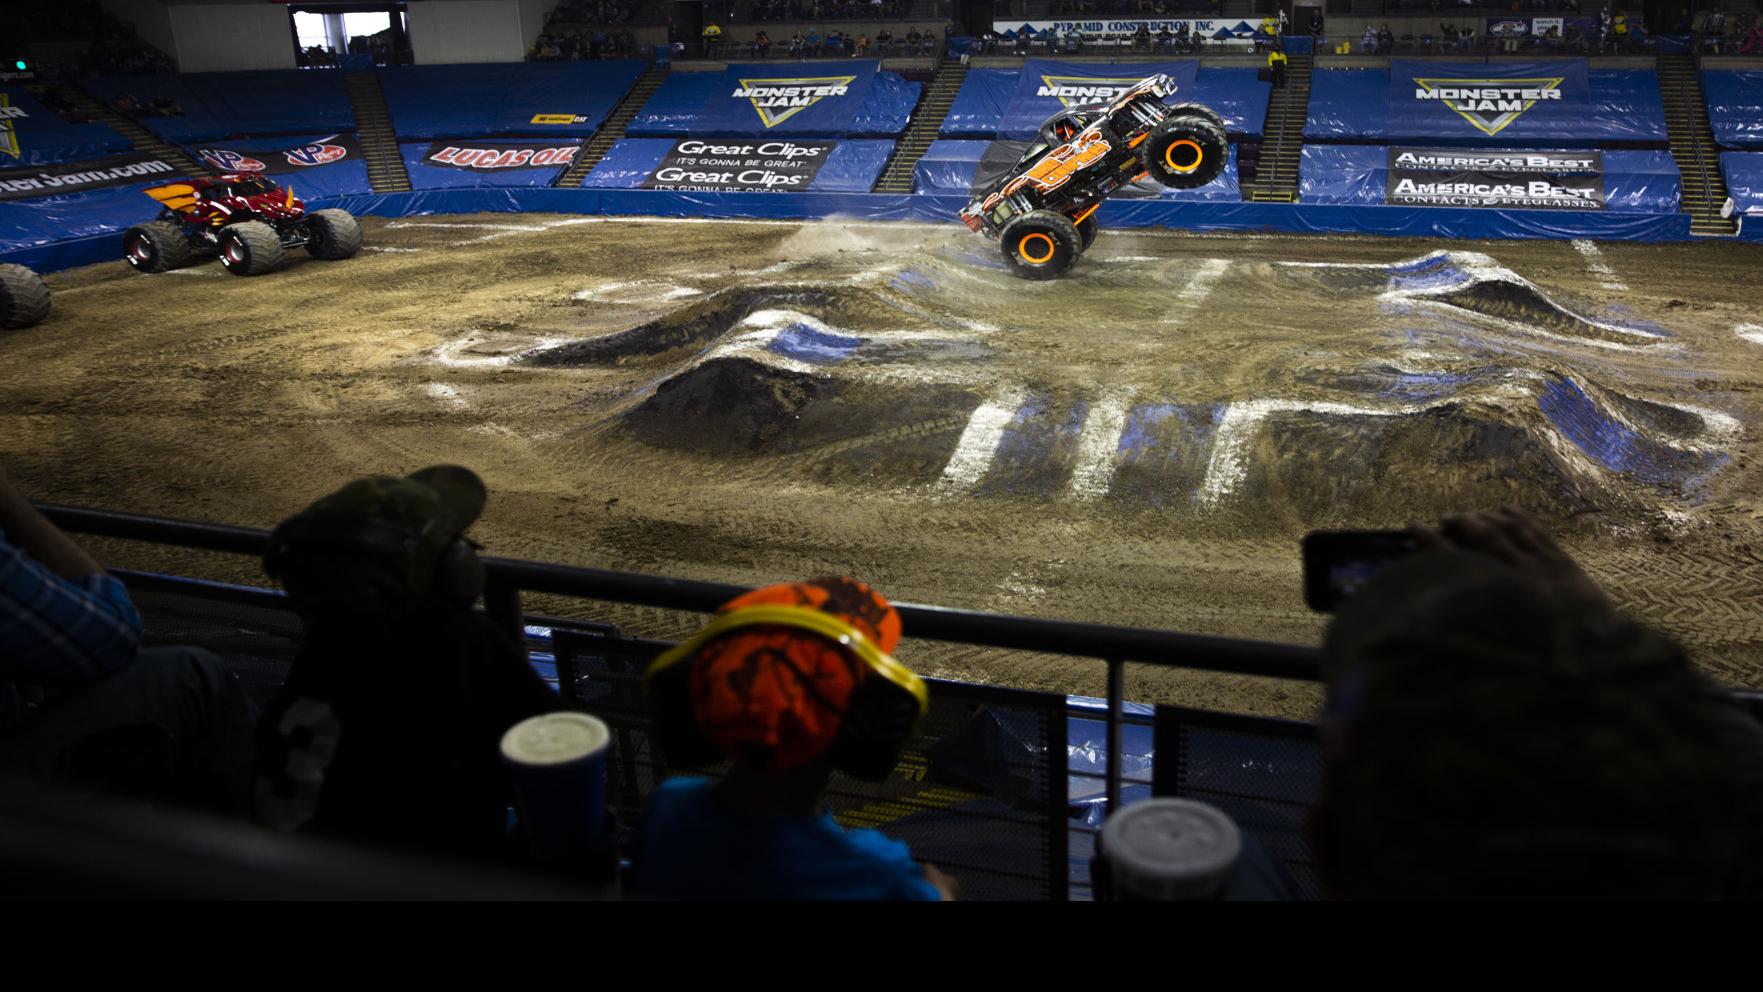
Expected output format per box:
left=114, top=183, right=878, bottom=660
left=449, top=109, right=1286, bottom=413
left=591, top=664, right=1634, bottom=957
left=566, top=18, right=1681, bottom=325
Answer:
left=1300, top=144, right=1680, bottom=212
left=5, top=187, right=1699, bottom=273
left=0, top=88, right=132, bottom=166
left=184, top=132, right=373, bottom=199
left=0, top=181, right=162, bottom=255
left=940, top=64, right=1265, bottom=139
left=378, top=61, right=645, bottom=140
left=582, top=137, right=895, bottom=192
left=999, top=60, right=1199, bottom=138
left=1306, top=67, right=1666, bottom=145
left=912, top=137, right=1240, bottom=200
left=624, top=62, right=917, bottom=138
left=400, top=140, right=580, bottom=189
left=1704, top=70, right=1763, bottom=149
left=83, top=71, right=356, bottom=144
left=1723, top=151, right=1763, bottom=215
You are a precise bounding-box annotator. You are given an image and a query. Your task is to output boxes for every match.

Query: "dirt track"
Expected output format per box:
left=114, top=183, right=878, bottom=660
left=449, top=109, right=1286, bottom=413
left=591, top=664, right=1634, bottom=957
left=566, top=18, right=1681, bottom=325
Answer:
left=6, top=214, right=1763, bottom=718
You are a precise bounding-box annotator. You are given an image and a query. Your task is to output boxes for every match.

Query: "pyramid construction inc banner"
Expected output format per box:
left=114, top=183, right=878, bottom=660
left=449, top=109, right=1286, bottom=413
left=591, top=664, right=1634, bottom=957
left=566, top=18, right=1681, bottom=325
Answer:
left=1387, top=60, right=1593, bottom=142
left=994, top=19, right=1262, bottom=45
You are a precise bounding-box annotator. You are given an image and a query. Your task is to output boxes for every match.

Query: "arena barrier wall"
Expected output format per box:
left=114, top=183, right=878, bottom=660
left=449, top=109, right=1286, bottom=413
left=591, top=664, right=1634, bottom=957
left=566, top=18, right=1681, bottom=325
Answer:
left=378, top=61, right=645, bottom=140
left=1724, top=151, right=1763, bottom=240
left=1300, top=144, right=1682, bottom=212
left=624, top=62, right=919, bottom=138
left=6, top=184, right=1704, bottom=276
left=400, top=139, right=582, bottom=189
left=82, top=71, right=356, bottom=145
left=938, top=62, right=1269, bottom=139
left=182, top=133, right=374, bottom=199
left=0, top=182, right=170, bottom=266
left=581, top=138, right=895, bottom=193
left=1704, top=70, right=1763, bottom=149
left=913, top=137, right=1240, bottom=200
left=0, top=87, right=133, bottom=166
left=1304, top=65, right=1667, bottom=145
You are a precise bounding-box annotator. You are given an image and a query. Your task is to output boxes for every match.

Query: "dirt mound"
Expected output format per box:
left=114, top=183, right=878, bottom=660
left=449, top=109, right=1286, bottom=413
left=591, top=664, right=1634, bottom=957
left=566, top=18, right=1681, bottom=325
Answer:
left=526, top=286, right=834, bottom=366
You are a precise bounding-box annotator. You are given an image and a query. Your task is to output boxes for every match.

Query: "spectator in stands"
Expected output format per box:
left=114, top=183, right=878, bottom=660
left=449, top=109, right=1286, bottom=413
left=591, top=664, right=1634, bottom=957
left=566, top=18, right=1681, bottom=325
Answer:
left=790, top=29, right=805, bottom=56
left=755, top=30, right=771, bottom=58
left=0, top=461, right=257, bottom=814
left=630, top=577, right=956, bottom=901
left=1378, top=24, right=1395, bottom=52
left=1613, top=10, right=1630, bottom=50
left=807, top=27, right=823, bottom=56
left=254, top=466, right=563, bottom=861
left=703, top=20, right=724, bottom=58
left=1014, top=27, right=1030, bottom=55
left=826, top=29, right=845, bottom=56
left=856, top=33, right=869, bottom=56
left=1744, top=23, right=1763, bottom=55
left=875, top=28, right=893, bottom=56
left=1308, top=507, right=1763, bottom=899
left=1134, top=23, right=1153, bottom=53
left=1361, top=25, right=1378, bottom=53
left=1308, top=10, right=1324, bottom=40
left=1268, top=43, right=1287, bottom=89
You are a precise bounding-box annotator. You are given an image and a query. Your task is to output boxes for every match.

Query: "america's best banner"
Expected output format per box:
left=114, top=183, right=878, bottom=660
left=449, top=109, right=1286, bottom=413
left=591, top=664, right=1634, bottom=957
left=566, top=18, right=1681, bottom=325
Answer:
left=195, top=133, right=364, bottom=174
left=998, top=60, right=1199, bottom=139
left=640, top=138, right=836, bottom=191
left=1387, top=60, right=1592, bottom=142
left=1387, top=147, right=1605, bottom=209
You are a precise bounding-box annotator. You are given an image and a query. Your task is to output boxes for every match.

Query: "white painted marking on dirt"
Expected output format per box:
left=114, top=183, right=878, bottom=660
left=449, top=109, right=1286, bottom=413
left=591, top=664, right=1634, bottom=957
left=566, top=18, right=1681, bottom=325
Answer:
left=161, top=268, right=220, bottom=276
left=1199, top=400, right=1433, bottom=505
left=1737, top=324, right=1763, bottom=346
left=1067, top=392, right=1133, bottom=501
left=1099, top=256, right=1163, bottom=262
left=363, top=245, right=421, bottom=253
left=1177, top=258, right=1231, bottom=305
left=939, top=387, right=1028, bottom=491
left=425, top=382, right=466, bottom=408
left=384, top=222, right=538, bottom=231
left=433, top=334, right=571, bottom=367
left=1571, top=239, right=1628, bottom=292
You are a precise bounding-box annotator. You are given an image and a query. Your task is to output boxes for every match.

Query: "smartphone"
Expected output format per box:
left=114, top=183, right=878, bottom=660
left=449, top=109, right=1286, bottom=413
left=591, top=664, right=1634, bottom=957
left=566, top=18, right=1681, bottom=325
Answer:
left=1302, top=530, right=1422, bottom=612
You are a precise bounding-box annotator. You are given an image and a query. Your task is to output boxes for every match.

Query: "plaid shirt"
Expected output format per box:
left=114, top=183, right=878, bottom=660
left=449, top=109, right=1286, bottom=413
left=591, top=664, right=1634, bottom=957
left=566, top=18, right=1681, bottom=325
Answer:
left=0, top=526, right=143, bottom=732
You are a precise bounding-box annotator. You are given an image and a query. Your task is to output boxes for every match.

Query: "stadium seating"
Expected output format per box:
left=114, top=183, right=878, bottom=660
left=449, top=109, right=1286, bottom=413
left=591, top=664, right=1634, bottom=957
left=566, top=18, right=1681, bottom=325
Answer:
left=625, top=62, right=920, bottom=137
left=378, top=60, right=646, bottom=140
left=0, top=87, right=133, bottom=165
left=81, top=70, right=357, bottom=144
left=1304, top=66, right=1667, bottom=143
left=1703, top=69, right=1763, bottom=148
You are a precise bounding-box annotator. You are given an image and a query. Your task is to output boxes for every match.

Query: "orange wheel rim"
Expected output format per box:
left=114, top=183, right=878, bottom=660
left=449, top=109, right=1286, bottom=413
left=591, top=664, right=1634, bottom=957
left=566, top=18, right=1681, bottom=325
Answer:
left=1166, top=139, right=1202, bottom=173
left=1018, top=232, right=1056, bottom=264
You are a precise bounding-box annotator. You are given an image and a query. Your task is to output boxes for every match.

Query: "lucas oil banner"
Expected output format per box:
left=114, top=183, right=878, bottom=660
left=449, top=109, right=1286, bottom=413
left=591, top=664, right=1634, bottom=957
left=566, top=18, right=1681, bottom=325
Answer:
left=998, top=60, right=1199, bottom=140
left=0, top=151, right=178, bottom=201
left=1387, top=60, right=1592, bottom=142
left=196, top=133, right=363, bottom=174
left=640, top=138, right=836, bottom=191
left=1387, top=147, right=1605, bottom=209
left=421, top=140, right=581, bottom=172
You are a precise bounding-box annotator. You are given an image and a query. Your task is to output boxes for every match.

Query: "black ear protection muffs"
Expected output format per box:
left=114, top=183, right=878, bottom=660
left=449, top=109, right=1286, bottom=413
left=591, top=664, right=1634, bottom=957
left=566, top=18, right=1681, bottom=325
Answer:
left=643, top=605, right=930, bottom=782
left=264, top=513, right=485, bottom=611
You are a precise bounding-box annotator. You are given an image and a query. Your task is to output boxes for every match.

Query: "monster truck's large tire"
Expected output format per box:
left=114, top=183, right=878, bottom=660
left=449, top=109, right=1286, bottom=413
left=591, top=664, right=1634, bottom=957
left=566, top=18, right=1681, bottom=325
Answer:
left=1162, top=102, right=1227, bottom=134
left=218, top=221, right=284, bottom=276
left=0, top=264, right=51, bottom=330
left=999, top=210, right=1080, bottom=280
left=123, top=221, right=194, bottom=273
left=305, top=208, right=362, bottom=260
left=1141, top=116, right=1229, bottom=190
left=1076, top=215, right=1099, bottom=253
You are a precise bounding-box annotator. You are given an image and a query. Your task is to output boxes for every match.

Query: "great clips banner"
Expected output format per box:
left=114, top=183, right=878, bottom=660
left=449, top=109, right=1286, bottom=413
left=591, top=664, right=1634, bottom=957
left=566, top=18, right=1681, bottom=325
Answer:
left=1387, top=60, right=1591, bottom=142
left=640, top=138, right=836, bottom=191
left=997, top=60, right=1198, bottom=139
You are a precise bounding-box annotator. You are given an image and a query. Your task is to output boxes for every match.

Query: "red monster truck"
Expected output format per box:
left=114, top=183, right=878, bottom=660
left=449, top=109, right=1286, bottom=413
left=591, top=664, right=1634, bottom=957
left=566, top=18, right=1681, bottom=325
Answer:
left=122, top=173, right=362, bottom=276
left=958, top=74, right=1229, bottom=279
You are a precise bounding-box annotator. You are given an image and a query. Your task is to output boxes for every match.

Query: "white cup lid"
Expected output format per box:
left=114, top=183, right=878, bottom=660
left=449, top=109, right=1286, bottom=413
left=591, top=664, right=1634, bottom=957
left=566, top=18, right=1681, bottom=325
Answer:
left=500, top=712, right=609, bottom=766
left=1101, top=798, right=1243, bottom=900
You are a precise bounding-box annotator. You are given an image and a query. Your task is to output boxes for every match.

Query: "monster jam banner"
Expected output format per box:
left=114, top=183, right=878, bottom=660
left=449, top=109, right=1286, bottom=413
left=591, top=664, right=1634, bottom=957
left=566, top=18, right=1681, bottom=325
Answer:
left=640, top=138, right=836, bottom=191
left=1387, top=150, right=1605, bottom=210
left=0, top=151, right=178, bottom=202
left=997, top=60, right=1199, bottom=140
left=663, top=62, right=886, bottom=138
left=995, top=20, right=1262, bottom=46
left=1387, top=60, right=1591, bottom=142
left=194, top=134, right=364, bottom=175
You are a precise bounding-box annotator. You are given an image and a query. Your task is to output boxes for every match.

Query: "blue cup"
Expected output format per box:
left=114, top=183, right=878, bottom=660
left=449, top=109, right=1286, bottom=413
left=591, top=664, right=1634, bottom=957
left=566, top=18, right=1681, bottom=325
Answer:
left=501, top=712, right=611, bottom=867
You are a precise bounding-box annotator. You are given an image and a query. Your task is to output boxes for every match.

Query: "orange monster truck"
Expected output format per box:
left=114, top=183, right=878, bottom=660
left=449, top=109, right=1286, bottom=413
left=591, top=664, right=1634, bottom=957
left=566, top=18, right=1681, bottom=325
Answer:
left=958, top=74, right=1228, bottom=279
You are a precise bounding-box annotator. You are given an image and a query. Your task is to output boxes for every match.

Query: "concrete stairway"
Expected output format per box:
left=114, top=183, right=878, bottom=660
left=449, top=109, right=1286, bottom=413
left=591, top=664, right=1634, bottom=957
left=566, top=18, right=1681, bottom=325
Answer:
left=1657, top=53, right=1736, bottom=237
left=343, top=72, right=412, bottom=193
left=872, top=58, right=967, bottom=193
left=1247, top=53, right=1311, bottom=203
left=49, top=85, right=205, bottom=177
left=557, top=66, right=670, bottom=188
